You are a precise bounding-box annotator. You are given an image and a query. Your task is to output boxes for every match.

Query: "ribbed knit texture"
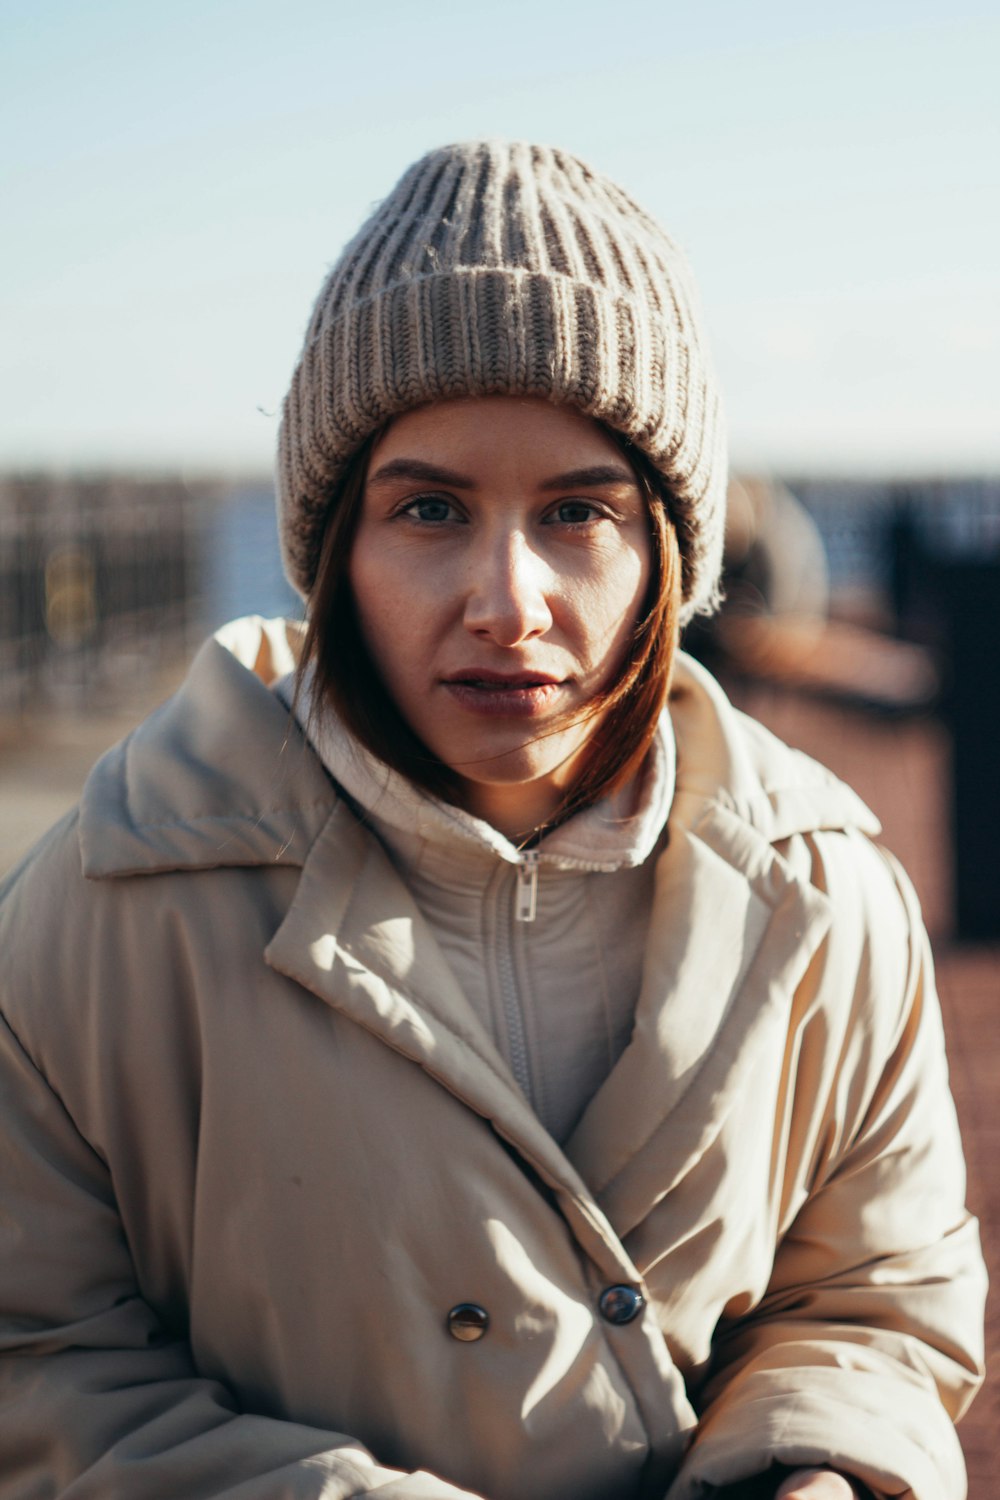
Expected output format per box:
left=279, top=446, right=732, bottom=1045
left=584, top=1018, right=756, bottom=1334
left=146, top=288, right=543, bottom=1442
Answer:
left=277, top=140, right=727, bottom=621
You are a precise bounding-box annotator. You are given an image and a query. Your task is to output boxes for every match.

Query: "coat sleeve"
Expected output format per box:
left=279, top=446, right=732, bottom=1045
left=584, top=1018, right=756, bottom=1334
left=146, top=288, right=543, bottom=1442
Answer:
left=668, top=833, right=987, bottom=1500
left=0, top=1002, right=483, bottom=1500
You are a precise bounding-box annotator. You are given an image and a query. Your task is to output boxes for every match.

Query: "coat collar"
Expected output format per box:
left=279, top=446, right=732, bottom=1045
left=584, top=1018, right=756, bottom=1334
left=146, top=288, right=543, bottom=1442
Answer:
left=260, top=756, right=832, bottom=1236
left=78, top=617, right=879, bottom=879
left=78, top=618, right=877, bottom=1234
left=277, top=663, right=678, bottom=876
left=561, top=804, right=831, bottom=1230
left=262, top=799, right=609, bottom=1214
left=79, top=621, right=335, bottom=878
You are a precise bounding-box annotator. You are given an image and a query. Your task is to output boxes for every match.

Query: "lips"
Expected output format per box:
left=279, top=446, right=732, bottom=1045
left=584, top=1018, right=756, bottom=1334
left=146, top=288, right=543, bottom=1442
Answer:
left=443, top=669, right=566, bottom=717
left=446, top=670, right=562, bottom=687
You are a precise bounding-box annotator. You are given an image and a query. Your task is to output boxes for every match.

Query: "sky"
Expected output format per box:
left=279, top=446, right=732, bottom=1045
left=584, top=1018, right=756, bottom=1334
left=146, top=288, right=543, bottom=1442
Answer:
left=3, top=0, right=999, bottom=478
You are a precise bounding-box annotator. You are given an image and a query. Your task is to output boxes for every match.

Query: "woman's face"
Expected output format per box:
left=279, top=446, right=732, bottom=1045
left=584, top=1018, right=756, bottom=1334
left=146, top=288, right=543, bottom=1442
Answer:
left=349, top=396, right=651, bottom=837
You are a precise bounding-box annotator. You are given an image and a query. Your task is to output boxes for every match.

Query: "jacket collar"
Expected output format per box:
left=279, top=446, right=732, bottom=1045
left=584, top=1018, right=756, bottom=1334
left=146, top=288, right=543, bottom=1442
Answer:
left=262, top=799, right=610, bottom=1218
left=261, top=724, right=834, bottom=1229
left=79, top=617, right=878, bottom=879
left=79, top=620, right=335, bottom=878
left=78, top=618, right=878, bottom=1230
left=277, top=664, right=678, bottom=897
left=561, top=803, right=831, bottom=1230
left=666, top=651, right=880, bottom=844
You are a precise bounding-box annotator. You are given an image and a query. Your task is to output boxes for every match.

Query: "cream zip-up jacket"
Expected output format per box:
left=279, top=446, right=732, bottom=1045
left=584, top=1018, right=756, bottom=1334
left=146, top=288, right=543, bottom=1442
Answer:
left=276, top=663, right=679, bottom=1144
left=0, top=617, right=985, bottom=1500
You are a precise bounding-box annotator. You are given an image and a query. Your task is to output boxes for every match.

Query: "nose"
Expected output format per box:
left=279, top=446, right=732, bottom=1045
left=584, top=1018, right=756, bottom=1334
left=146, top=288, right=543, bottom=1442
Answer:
left=463, top=531, right=553, bottom=646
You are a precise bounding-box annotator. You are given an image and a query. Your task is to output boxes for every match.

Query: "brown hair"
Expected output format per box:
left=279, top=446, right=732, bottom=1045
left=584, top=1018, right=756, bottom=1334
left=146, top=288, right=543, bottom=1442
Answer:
left=299, top=425, right=682, bottom=835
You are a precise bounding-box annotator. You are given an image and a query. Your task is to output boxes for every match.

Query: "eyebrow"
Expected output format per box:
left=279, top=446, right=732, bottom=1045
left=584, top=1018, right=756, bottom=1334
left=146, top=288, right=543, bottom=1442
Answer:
left=366, top=458, right=638, bottom=491
left=538, top=465, right=637, bottom=491
left=367, top=458, right=475, bottom=489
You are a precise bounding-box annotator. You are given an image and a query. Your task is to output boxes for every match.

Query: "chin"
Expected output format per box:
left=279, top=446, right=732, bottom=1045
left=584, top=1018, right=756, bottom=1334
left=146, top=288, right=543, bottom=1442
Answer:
left=447, top=744, right=580, bottom=795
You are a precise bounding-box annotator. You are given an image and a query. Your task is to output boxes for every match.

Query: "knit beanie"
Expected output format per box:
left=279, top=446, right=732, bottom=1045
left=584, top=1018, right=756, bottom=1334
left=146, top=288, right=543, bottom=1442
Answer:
left=277, top=140, right=727, bottom=622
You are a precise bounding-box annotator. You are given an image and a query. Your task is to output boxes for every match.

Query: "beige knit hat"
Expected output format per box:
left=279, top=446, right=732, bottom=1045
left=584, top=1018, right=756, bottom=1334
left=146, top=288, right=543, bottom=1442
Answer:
left=277, top=140, right=727, bottom=621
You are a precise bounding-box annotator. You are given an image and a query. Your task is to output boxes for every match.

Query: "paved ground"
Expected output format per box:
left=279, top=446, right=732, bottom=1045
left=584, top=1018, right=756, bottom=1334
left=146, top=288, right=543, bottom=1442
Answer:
left=1, top=671, right=996, bottom=1495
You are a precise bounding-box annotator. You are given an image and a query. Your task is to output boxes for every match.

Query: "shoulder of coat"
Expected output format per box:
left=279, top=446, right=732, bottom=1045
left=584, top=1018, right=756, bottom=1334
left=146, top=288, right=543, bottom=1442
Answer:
left=77, top=625, right=339, bottom=879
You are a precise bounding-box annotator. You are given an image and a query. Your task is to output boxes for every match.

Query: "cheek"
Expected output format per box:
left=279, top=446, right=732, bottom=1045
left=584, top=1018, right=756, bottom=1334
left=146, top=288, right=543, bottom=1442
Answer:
left=349, top=542, right=432, bottom=693
left=349, top=548, right=397, bottom=673
left=578, top=547, right=650, bottom=652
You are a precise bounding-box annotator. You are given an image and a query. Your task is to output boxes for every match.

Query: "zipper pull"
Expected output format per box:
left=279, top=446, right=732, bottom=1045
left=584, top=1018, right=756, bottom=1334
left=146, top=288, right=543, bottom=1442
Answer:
left=515, top=849, right=539, bottom=924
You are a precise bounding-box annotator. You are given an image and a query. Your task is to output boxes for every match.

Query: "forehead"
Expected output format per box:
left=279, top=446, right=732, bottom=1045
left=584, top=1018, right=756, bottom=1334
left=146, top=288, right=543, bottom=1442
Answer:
left=369, top=396, right=628, bottom=472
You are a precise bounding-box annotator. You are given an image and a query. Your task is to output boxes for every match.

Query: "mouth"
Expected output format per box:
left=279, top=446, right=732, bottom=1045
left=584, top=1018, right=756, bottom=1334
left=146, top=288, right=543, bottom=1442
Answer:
left=443, top=670, right=567, bottom=717
left=447, top=670, right=562, bottom=687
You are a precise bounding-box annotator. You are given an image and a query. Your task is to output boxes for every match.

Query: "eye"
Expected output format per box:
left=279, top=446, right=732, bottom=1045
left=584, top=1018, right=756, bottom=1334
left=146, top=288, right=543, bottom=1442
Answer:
left=401, top=494, right=462, bottom=523
left=548, top=499, right=604, bottom=526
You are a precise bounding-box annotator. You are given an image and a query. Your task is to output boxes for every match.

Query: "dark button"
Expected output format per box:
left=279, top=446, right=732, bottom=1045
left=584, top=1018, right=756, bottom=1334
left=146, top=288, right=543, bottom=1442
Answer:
left=599, top=1285, right=644, bottom=1325
left=447, top=1303, right=490, bottom=1341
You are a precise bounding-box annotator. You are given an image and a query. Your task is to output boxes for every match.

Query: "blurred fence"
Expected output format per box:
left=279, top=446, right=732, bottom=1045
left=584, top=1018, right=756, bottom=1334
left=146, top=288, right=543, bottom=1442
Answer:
left=0, top=474, right=207, bottom=715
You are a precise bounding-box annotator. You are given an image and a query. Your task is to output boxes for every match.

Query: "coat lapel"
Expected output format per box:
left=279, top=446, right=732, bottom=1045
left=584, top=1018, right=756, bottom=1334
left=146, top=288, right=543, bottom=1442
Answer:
left=563, top=798, right=831, bottom=1237
left=264, top=799, right=611, bottom=1221
left=264, top=797, right=697, bottom=1435
left=265, top=786, right=831, bottom=1274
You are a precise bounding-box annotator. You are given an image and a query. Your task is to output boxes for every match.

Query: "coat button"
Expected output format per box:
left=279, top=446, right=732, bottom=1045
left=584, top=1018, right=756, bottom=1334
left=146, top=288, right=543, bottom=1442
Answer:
left=599, top=1285, right=644, bottom=1325
left=447, top=1303, right=490, bottom=1341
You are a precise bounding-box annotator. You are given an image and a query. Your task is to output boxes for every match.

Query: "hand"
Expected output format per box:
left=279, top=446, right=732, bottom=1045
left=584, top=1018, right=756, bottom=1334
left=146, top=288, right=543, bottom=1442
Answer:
left=774, top=1470, right=859, bottom=1500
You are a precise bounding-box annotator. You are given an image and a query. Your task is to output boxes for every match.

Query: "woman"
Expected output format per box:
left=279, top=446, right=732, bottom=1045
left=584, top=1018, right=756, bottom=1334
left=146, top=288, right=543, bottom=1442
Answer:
left=0, top=141, right=985, bottom=1499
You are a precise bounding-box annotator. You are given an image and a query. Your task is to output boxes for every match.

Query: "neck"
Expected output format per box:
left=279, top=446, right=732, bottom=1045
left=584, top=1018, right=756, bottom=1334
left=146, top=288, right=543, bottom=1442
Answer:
left=461, top=779, right=571, bottom=843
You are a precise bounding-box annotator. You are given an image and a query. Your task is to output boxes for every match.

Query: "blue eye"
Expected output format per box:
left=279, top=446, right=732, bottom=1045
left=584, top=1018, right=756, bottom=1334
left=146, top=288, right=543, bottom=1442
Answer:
left=553, top=500, right=600, bottom=524
left=404, top=495, right=457, bottom=522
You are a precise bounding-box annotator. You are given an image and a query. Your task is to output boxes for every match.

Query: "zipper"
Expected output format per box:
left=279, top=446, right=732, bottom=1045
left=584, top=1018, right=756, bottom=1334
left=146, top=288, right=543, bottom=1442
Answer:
left=515, top=848, right=539, bottom=924
left=491, top=852, right=540, bottom=1103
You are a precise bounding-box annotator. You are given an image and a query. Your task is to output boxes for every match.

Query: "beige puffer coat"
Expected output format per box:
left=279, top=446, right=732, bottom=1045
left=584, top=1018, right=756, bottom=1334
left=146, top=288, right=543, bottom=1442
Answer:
left=0, top=618, right=985, bottom=1500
